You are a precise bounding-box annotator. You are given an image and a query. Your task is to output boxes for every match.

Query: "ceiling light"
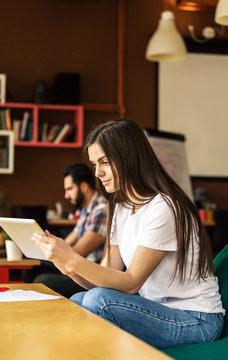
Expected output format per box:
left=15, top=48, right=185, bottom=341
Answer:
left=215, top=0, right=228, bottom=25
left=145, top=11, right=187, bottom=62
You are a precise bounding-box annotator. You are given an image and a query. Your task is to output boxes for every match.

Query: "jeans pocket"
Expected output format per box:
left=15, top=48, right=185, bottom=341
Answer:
left=210, top=313, right=224, bottom=342
left=201, top=313, right=224, bottom=342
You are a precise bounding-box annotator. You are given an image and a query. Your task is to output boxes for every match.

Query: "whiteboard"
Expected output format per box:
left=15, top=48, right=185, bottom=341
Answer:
left=159, top=53, right=228, bottom=178
left=146, top=131, right=193, bottom=200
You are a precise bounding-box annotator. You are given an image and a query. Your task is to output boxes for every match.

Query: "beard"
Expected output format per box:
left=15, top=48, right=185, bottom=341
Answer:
left=74, top=188, right=84, bottom=209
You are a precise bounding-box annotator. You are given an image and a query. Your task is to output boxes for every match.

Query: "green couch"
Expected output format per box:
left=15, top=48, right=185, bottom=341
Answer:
left=162, top=244, right=228, bottom=360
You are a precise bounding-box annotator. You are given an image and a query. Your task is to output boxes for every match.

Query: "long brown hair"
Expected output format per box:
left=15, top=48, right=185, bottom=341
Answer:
left=85, top=119, right=214, bottom=282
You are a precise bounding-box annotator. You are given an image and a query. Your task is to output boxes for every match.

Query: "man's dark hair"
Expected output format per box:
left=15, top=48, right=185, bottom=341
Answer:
left=63, top=163, right=95, bottom=189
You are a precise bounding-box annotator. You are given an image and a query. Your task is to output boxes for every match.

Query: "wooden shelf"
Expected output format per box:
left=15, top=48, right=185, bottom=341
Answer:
left=48, top=219, right=77, bottom=227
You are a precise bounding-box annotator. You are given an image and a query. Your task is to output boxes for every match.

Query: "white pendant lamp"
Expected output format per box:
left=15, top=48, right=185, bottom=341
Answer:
left=145, top=11, right=187, bottom=62
left=215, top=0, right=228, bottom=25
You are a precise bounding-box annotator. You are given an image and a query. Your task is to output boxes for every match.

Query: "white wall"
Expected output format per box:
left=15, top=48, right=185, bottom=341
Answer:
left=159, top=53, right=228, bottom=177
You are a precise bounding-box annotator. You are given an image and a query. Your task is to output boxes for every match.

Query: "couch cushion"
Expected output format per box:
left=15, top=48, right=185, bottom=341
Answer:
left=163, top=245, right=228, bottom=359
left=163, top=338, right=228, bottom=360
left=214, top=244, right=228, bottom=337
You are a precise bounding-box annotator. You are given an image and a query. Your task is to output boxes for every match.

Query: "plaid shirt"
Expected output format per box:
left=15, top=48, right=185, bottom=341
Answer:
left=74, top=192, right=107, bottom=262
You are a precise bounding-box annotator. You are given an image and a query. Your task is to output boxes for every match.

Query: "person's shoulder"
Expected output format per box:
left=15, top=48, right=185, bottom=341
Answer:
left=146, top=194, right=173, bottom=215
left=147, top=193, right=167, bottom=206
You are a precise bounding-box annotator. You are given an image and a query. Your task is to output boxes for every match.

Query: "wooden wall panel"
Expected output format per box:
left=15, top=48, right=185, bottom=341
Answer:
left=0, top=0, right=227, bottom=212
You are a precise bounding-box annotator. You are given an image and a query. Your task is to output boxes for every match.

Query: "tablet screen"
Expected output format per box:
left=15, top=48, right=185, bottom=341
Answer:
left=0, top=217, right=47, bottom=260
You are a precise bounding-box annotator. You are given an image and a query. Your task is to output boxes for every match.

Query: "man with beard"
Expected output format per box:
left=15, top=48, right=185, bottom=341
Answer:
left=63, top=163, right=107, bottom=261
left=31, top=163, right=107, bottom=297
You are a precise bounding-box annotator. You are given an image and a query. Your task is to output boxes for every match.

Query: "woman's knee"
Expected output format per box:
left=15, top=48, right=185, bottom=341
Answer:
left=70, top=287, right=109, bottom=308
left=70, top=291, right=87, bottom=305
left=81, top=287, right=115, bottom=315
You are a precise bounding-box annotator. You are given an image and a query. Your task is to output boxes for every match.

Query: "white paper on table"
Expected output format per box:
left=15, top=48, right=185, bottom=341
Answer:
left=0, top=289, right=63, bottom=302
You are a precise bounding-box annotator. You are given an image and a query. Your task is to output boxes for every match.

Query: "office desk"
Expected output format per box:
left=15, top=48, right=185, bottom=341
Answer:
left=0, top=258, right=40, bottom=283
left=0, top=283, right=172, bottom=360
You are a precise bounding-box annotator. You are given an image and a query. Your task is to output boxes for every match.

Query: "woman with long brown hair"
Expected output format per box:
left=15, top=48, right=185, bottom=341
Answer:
left=32, top=119, right=224, bottom=349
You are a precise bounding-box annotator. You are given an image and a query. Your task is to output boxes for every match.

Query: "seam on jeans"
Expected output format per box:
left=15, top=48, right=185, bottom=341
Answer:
left=100, top=302, right=200, bottom=326
left=210, top=314, right=220, bottom=342
left=198, top=312, right=207, bottom=341
left=199, top=313, right=222, bottom=343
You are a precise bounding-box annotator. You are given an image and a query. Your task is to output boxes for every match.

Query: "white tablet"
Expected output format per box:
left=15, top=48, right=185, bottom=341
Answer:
left=0, top=217, right=47, bottom=260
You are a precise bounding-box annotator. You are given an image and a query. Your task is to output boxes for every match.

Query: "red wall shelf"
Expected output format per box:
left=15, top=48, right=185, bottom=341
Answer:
left=0, top=103, right=84, bottom=148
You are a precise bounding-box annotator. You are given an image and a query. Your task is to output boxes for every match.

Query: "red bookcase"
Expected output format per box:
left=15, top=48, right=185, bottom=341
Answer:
left=0, top=103, right=84, bottom=148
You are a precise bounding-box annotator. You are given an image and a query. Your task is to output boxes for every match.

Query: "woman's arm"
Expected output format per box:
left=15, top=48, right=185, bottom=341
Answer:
left=55, top=245, right=124, bottom=290
left=67, top=245, right=165, bottom=294
left=53, top=262, right=95, bottom=290
left=32, top=232, right=165, bottom=294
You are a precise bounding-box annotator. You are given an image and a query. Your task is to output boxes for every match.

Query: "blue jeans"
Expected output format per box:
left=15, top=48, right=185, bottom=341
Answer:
left=70, top=287, right=224, bottom=349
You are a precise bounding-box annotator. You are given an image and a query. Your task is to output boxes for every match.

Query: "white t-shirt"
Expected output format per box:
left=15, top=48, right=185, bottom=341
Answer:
left=110, top=194, right=225, bottom=314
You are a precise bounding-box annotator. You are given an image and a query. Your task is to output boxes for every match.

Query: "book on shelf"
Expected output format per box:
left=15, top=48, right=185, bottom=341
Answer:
left=53, top=123, right=72, bottom=143
left=13, top=120, right=22, bottom=141
left=24, top=116, right=33, bottom=141
left=20, top=111, right=30, bottom=141
left=47, top=124, right=59, bottom=142
left=0, top=108, right=12, bottom=130
left=51, top=125, right=63, bottom=142
left=0, top=110, right=6, bottom=129
left=5, top=109, right=12, bottom=130
left=0, top=74, right=6, bottom=104
left=39, top=122, right=49, bottom=142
